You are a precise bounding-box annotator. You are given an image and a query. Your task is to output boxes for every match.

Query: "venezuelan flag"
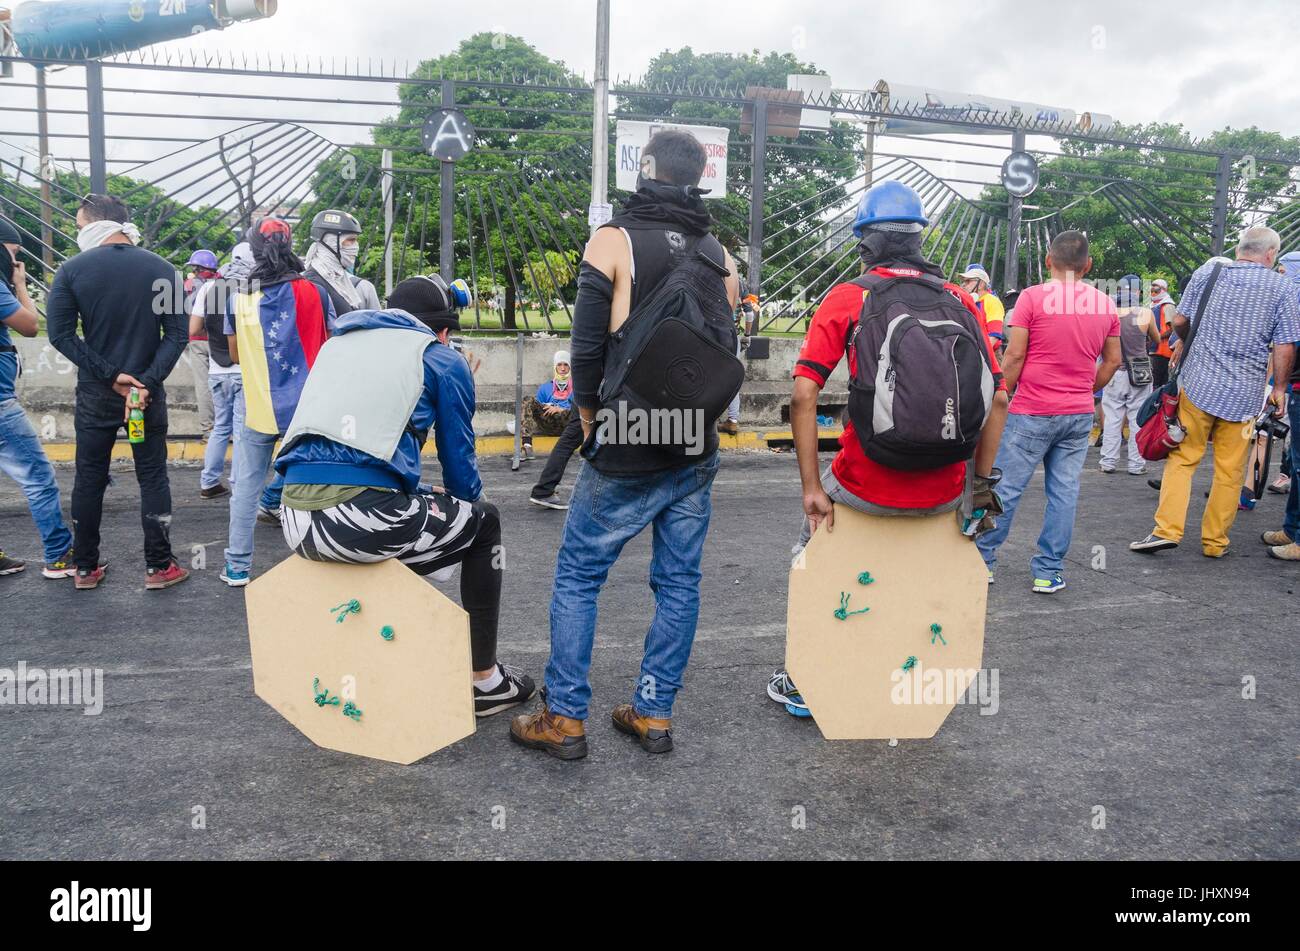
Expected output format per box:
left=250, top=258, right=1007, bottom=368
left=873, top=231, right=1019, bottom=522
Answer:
left=232, top=280, right=331, bottom=435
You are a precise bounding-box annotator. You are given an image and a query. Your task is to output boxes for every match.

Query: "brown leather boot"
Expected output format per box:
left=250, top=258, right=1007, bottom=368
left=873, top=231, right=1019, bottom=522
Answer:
left=611, top=704, right=673, bottom=754
left=510, top=707, right=588, bottom=760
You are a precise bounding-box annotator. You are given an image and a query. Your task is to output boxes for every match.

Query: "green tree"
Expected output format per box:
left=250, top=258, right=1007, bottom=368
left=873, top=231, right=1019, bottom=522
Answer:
left=972, top=122, right=1300, bottom=287
left=299, top=33, right=591, bottom=328
left=0, top=166, right=236, bottom=286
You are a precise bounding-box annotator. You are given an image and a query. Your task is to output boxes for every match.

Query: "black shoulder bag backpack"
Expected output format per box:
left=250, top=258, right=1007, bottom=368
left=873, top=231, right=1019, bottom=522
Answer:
left=597, top=234, right=744, bottom=456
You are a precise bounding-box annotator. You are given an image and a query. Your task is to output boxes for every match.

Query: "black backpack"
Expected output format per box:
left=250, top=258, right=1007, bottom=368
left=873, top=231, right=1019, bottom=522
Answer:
left=846, top=269, right=995, bottom=470
left=598, top=233, right=743, bottom=455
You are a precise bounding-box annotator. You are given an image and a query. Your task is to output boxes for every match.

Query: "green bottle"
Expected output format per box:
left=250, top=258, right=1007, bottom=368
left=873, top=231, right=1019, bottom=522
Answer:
left=127, top=387, right=146, bottom=445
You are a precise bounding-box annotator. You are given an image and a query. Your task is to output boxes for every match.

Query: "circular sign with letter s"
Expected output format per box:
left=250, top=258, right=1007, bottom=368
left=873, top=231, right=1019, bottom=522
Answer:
left=1001, top=150, right=1040, bottom=198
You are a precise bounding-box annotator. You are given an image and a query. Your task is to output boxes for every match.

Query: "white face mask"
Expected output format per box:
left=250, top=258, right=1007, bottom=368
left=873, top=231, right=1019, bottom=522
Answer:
left=76, top=220, right=141, bottom=252
left=339, top=242, right=360, bottom=272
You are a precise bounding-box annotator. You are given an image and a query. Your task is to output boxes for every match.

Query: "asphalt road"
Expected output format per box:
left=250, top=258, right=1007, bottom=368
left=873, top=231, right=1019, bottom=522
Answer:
left=1, top=448, right=1296, bottom=859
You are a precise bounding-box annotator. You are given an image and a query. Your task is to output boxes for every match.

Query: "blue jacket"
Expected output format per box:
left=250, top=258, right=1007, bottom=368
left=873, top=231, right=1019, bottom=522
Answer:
left=275, top=309, right=482, bottom=501
left=535, top=379, right=573, bottom=409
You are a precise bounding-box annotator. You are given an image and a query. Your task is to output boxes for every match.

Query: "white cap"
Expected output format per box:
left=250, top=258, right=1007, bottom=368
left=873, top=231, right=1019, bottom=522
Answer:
left=1151, top=278, right=1169, bottom=290
left=961, top=265, right=991, bottom=285
left=553, top=350, right=571, bottom=366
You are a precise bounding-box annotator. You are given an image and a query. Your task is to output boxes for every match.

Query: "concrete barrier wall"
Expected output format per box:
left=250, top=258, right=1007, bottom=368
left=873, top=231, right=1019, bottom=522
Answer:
left=12, top=334, right=848, bottom=439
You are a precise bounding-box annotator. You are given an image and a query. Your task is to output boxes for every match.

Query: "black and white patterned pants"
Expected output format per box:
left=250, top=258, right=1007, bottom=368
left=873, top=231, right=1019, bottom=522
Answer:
left=282, top=489, right=502, bottom=669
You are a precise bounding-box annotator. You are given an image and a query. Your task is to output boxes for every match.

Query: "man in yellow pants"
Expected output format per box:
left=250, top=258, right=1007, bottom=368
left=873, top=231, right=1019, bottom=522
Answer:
left=1132, top=228, right=1299, bottom=558
left=1149, top=403, right=1254, bottom=556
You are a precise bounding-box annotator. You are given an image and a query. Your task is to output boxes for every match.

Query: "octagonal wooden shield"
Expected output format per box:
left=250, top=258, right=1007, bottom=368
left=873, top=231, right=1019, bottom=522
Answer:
left=785, top=503, right=988, bottom=740
left=246, top=555, right=475, bottom=764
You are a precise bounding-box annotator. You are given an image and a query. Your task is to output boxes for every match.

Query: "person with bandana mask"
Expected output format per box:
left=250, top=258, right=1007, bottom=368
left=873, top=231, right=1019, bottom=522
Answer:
left=302, top=209, right=381, bottom=321
left=0, top=215, right=74, bottom=580
left=219, top=218, right=335, bottom=588
left=511, top=349, right=574, bottom=460
left=527, top=350, right=587, bottom=510
left=511, top=130, right=741, bottom=760
left=46, top=194, right=189, bottom=591
left=1149, top=277, right=1176, bottom=388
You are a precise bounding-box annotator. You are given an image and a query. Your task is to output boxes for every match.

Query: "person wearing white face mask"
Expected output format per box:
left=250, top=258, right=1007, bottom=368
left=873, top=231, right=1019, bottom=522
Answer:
left=45, top=193, right=190, bottom=590
left=302, top=209, right=381, bottom=321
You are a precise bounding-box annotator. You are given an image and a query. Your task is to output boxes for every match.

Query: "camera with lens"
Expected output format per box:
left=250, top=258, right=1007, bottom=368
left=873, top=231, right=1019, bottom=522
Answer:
left=1255, top=411, right=1290, bottom=441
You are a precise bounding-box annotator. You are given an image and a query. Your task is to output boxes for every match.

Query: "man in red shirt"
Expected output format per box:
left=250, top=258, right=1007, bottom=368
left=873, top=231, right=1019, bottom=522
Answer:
left=766, top=181, right=1009, bottom=718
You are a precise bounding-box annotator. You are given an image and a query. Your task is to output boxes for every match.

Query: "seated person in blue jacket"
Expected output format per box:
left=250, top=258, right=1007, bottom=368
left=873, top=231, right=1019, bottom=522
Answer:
left=512, top=350, right=573, bottom=459
left=274, top=275, right=536, bottom=719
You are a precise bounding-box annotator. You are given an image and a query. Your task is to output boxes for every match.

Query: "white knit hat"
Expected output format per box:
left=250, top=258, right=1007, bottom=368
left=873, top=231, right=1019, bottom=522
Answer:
left=554, top=350, right=571, bottom=366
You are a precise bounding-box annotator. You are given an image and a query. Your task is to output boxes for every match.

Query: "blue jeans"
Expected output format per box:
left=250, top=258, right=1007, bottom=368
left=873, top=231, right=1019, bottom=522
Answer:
left=201, top=373, right=243, bottom=490
left=976, top=412, right=1093, bottom=578
left=1284, top=397, right=1300, bottom=541
left=224, top=424, right=279, bottom=573
left=544, top=452, right=721, bottom=721
left=0, top=399, right=72, bottom=562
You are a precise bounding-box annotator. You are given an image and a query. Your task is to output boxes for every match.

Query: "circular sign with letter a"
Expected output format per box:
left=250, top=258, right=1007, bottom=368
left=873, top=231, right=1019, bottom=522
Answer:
left=422, top=109, right=476, bottom=162
left=1001, top=150, right=1040, bottom=198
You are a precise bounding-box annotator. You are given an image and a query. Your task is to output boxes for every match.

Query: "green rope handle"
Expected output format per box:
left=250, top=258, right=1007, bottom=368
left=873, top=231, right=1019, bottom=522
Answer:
left=930, top=623, right=947, bottom=646
left=342, top=702, right=363, bottom=722
left=901, top=656, right=917, bottom=672
left=331, top=599, right=361, bottom=623
left=858, top=571, right=874, bottom=585
left=380, top=625, right=395, bottom=642
left=312, top=677, right=341, bottom=708
left=834, top=592, right=871, bottom=621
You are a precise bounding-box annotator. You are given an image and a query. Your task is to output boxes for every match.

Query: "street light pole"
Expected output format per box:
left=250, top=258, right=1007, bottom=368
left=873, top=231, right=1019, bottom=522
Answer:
left=589, top=0, right=611, bottom=235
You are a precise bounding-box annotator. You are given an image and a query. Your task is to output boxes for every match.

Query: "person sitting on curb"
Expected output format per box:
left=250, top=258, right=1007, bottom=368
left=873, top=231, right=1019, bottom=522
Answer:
left=276, top=275, right=537, bottom=717
left=528, top=350, right=585, bottom=511
left=509, top=350, right=573, bottom=461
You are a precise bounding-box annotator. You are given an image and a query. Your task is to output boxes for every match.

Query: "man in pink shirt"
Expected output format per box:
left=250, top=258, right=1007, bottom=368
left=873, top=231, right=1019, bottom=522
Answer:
left=976, top=231, right=1122, bottom=592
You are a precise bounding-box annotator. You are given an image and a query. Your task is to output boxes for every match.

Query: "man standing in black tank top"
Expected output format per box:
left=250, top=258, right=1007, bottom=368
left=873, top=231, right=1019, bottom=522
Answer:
left=511, top=130, right=740, bottom=760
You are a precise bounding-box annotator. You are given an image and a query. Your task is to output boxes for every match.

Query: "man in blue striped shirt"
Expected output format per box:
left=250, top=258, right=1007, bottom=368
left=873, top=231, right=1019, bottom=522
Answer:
left=1132, top=227, right=1299, bottom=558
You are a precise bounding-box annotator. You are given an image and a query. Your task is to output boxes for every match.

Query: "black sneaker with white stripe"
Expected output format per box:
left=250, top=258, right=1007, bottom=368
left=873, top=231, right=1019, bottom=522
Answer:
left=474, top=663, right=537, bottom=718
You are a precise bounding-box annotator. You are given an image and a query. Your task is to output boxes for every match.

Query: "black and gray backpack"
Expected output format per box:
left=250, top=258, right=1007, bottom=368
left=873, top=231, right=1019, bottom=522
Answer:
left=846, top=269, right=995, bottom=470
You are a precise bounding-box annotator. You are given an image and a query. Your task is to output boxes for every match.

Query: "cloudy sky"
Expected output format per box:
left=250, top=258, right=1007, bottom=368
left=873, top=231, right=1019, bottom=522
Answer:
left=187, top=0, right=1298, bottom=136
left=2, top=0, right=1296, bottom=207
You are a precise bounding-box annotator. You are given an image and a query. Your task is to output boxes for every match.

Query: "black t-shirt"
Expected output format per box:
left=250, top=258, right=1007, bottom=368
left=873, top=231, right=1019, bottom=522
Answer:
left=46, top=243, right=187, bottom=395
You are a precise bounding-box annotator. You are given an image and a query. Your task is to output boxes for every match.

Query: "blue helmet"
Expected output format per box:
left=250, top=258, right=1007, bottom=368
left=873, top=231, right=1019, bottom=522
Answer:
left=187, top=249, right=219, bottom=271
left=852, top=181, right=929, bottom=237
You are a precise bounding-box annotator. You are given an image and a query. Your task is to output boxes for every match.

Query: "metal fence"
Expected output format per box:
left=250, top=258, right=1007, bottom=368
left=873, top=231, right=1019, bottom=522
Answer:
left=3, top=48, right=1299, bottom=335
